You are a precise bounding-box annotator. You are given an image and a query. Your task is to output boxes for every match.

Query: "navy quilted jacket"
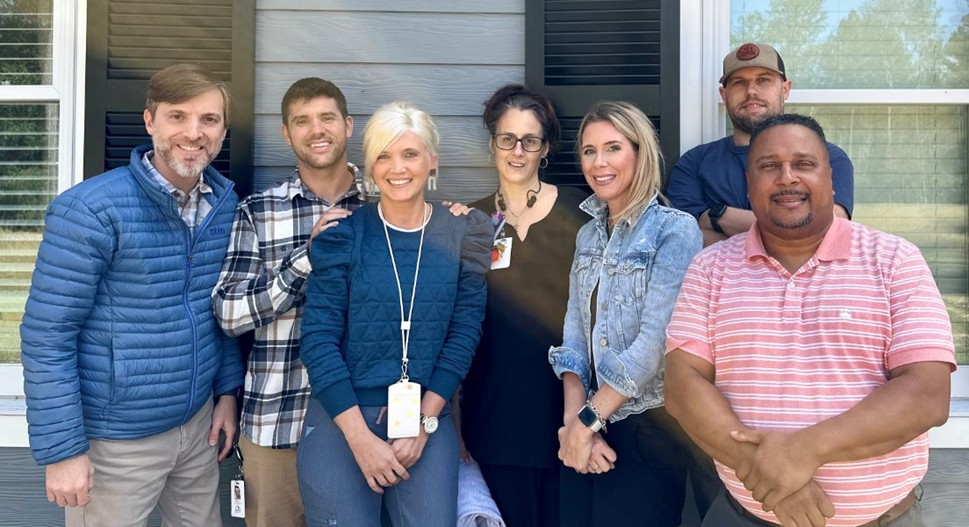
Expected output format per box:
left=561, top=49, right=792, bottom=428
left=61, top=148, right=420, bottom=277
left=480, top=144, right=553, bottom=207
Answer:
left=20, top=144, right=243, bottom=465
left=301, top=203, right=491, bottom=418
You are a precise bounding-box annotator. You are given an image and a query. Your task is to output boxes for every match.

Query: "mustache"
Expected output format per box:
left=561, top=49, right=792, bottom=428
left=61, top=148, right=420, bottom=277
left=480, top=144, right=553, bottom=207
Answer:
left=770, top=189, right=809, bottom=200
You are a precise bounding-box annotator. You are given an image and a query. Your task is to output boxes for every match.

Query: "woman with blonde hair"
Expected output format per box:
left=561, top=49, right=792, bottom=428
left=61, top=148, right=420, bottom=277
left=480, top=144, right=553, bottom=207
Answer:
left=550, top=101, right=703, bottom=526
left=297, top=101, right=492, bottom=526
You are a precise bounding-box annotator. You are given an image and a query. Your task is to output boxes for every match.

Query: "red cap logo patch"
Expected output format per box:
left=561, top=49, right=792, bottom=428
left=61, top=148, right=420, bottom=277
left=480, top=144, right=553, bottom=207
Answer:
left=736, top=43, right=760, bottom=61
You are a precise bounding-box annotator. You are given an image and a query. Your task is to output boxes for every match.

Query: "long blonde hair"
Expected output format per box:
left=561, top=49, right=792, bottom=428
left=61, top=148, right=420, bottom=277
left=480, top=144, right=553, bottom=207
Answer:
left=577, top=101, right=664, bottom=224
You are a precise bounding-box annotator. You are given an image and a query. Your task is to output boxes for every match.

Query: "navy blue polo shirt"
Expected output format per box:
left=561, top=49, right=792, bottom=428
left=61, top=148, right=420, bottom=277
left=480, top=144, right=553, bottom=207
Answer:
left=667, top=136, right=854, bottom=218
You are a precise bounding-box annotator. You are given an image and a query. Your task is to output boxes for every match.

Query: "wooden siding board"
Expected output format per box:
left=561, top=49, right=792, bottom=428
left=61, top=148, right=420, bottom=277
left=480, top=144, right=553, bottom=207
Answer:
left=254, top=64, right=524, bottom=116
left=254, top=115, right=491, bottom=168
left=252, top=166, right=499, bottom=203
left=257, top=0, right=524, bottom=13
left=256, top=12, right=524, bottom=64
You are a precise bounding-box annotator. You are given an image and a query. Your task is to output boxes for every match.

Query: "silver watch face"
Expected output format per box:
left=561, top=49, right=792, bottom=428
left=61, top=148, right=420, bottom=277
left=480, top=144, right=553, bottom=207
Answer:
left=423, top=415, right=439, bottom=434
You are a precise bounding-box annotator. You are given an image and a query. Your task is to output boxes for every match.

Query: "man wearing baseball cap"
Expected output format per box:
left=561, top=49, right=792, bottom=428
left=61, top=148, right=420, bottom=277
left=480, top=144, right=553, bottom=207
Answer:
left=667, top=42, right=854, bottom=246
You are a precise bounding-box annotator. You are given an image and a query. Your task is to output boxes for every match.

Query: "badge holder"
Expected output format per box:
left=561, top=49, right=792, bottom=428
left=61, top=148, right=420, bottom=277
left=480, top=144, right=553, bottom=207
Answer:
left=387, top=348, right=421, bottom=439
left=490, top=215, right=513, bottom=270
left=381, top=203, right=427, bottom=439
left=230, top=443, right=245, bottom=518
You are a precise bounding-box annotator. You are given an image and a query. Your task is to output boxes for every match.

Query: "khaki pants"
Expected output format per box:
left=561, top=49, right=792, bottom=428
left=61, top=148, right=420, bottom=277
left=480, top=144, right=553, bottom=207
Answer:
left=65, top=399, right=221, bottom=527
left=238, top=434, right=304, bottom=527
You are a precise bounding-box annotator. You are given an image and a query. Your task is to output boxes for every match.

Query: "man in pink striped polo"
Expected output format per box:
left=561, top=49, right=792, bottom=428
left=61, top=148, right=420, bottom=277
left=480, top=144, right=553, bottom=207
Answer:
left=665, top=113, right=955, bottom=527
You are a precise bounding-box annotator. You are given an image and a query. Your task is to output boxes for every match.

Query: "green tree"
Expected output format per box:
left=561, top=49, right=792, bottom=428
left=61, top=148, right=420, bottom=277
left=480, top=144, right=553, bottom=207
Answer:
left=941, top=0, right=969, bottom=86
left=733, top=0, right=829, bottom=85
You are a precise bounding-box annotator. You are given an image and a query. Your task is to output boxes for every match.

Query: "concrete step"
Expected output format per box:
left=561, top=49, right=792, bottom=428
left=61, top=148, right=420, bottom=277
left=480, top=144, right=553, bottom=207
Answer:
left=0, top=263, right=35, bottom=281
left=0, top=250, right=39, bottom=264
left=0, top=232, right=42, bottom=251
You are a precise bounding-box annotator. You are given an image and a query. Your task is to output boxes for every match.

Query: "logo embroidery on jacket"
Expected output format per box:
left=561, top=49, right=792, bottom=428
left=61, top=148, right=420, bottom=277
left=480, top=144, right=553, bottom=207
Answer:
left=209, top=226, right=227, bottom=236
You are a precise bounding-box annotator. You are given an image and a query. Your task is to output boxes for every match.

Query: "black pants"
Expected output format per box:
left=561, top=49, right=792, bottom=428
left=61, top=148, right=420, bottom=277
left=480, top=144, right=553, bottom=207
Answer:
left=559, top=406, right=689, bottom=527
left=477, top=463, right=560, bottom=527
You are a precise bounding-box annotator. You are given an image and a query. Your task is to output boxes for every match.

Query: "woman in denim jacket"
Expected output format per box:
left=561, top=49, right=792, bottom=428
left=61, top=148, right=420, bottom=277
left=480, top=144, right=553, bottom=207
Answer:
left=550, top=101, right=704, bottom=526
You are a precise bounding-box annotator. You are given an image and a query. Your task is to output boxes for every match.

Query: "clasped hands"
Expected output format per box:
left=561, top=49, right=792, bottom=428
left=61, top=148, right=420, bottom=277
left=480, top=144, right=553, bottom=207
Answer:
left=557, top=419, right=617, bottom=475
left=348, top=430, right=430, bottom=494
left=731, top=428, right=835, bottom=527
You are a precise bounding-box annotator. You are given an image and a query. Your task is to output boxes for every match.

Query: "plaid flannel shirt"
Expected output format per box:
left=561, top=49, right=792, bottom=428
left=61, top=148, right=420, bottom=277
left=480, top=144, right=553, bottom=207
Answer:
left=142, top=151, right=213, bottom=234
left=213, top=164, right=368, bottom=448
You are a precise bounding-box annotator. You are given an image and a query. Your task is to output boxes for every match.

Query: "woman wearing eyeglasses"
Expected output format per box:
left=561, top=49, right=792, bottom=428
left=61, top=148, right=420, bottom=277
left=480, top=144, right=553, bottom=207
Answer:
left=455, top=84, right=588, bottom=526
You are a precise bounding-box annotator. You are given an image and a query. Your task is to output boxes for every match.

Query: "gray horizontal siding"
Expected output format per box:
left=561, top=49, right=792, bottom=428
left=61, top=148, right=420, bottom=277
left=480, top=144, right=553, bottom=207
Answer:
left=253, top=3, right=526, bottom=201
left=255, top=64, right=524, bottom=116
left=256, top=12, right=523, bottom=64
left=0, top=447, right=244, bottom=526
left=257, top=0, right=523, bottom=13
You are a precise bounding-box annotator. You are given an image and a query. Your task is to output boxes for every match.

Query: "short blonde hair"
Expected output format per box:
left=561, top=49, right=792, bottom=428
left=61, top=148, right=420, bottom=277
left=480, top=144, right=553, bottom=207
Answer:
left=577, top=101, right=664, bottom=224
left=363, top=102, right=439, bottom=180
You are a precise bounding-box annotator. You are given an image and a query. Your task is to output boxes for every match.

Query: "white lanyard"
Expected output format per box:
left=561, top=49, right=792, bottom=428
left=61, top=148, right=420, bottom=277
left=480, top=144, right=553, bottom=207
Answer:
left=379, top=202, right=430, bottom=381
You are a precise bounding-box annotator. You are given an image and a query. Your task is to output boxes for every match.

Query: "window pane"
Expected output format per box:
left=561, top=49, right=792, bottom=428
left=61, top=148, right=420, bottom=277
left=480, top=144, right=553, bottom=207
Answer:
left=0, top=0, right=54, bottom=85
left=789, top=104, right=968, bottom=364
left=0, top=102, right=57, bottom=364
left=731, top=0, right=969, bottom=89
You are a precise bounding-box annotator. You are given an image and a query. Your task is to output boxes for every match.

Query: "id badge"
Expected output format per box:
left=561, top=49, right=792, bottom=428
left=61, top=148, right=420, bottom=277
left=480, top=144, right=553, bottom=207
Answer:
left=387, top=380, right=421, bottom=438
left=491, top=237, right=512, bottom=270
left=230, top=479, right=245, bottom=518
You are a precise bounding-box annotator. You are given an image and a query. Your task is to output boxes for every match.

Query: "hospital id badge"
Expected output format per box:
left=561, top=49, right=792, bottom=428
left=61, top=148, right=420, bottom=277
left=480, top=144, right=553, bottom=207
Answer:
left=491, top=237, right=512, bottom=270
left=230, top=479, right=245, bottom=518
left=387, top=380, right=421, bottom=438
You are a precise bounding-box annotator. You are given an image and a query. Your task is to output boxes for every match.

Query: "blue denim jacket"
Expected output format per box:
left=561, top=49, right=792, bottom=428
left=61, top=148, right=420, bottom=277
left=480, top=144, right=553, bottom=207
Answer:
left=549, top=194, right=701, bottom=422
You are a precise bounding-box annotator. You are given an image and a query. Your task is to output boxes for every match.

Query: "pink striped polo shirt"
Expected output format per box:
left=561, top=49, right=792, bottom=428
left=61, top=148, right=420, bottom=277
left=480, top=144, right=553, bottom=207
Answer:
left=666, top=217, right=955, bottom=526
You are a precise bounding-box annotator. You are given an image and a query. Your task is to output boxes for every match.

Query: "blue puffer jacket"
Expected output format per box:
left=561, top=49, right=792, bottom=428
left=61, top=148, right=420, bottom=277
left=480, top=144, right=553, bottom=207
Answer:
left=20, top=144, right=243, bottom=465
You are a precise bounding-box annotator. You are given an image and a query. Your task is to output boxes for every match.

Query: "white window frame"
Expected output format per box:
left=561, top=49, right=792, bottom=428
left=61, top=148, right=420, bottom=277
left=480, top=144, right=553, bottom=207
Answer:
left=0, top=0, right=85, bottom=447
left=680, top=0, right=969, bottom=448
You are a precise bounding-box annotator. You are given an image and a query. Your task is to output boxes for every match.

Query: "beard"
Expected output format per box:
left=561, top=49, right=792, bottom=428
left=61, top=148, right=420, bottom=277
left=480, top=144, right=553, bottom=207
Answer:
left=295, top=136, right=348, bottom=171
left=153, top=134, right=224, bottom=179
left=729, top=108, right=776, bottom=135
left=768, top=190, right=813, bottom=229
left=770, top=211, right=814, bottom=229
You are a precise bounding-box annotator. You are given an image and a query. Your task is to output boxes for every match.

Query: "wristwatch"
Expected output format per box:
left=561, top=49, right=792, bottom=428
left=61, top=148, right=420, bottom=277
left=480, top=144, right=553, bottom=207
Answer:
left=577, top=402, right=606, bottom=432
left=420, top=413, right=439, bottom=434
left=708, top=204, right=728, bottom=234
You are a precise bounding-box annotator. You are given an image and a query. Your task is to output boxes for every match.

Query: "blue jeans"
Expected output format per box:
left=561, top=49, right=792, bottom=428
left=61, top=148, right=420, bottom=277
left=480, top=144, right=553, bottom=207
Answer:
left=297, top=398, right=459, bottom=527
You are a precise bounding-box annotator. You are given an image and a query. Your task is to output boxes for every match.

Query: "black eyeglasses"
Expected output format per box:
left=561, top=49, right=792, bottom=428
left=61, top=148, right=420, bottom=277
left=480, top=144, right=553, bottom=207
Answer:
left=493, top=133, right=545, bottom=152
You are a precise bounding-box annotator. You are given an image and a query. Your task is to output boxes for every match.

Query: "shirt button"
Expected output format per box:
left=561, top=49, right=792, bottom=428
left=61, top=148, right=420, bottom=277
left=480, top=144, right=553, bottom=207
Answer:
left=787, top=282, right=796, bottom=289
left=599, top=338, right=608, bottom=347
left=607, top=268, right=615, bottom=275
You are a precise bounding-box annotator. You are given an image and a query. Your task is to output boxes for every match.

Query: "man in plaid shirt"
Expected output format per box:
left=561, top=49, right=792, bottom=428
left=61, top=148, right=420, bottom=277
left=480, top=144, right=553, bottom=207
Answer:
left=213, top=78, right=368, bottom=527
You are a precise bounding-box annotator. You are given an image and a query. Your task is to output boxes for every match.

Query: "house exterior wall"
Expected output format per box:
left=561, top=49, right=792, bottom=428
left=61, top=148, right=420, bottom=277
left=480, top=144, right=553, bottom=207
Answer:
left=251, top=0, right=526, bottom=202
left=1, top=2, right=968, bottom=525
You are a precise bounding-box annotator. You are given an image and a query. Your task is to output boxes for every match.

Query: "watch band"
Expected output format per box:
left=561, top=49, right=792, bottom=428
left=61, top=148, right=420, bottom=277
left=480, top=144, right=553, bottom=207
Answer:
left=708, top=204, right=728, bottom=234
left=578, top=402, right=606, bottom=432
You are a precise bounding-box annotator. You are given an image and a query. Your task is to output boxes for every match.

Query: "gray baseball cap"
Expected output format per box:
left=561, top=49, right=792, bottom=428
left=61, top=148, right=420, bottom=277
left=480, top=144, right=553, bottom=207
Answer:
left=720, top=42, right=787, bottom=85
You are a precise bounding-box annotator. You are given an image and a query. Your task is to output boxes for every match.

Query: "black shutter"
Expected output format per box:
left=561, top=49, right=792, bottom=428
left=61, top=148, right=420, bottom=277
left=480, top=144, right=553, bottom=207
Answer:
left=526, top=0, right=679, bottom=188
left=84, top=0, right=255, bottom=198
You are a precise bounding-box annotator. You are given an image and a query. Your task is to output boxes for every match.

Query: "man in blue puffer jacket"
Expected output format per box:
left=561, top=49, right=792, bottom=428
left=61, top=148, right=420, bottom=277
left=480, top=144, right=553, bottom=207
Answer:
left=20, top=63, right=243, bottom=527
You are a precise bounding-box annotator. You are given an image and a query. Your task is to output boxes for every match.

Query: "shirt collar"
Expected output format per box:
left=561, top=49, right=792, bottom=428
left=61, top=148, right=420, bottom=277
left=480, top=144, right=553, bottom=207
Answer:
left=579, top=193, right=656, bottom=233
left=141, top=150, right=211, bottom=197
left=286, top=163, right=365, bottom=204
left=745, top=216, right=852, bottom=263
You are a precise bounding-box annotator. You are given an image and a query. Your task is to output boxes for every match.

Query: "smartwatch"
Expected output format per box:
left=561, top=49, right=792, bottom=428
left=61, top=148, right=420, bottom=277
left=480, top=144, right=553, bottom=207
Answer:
left=708, top=204, right=728, bottom=234
left=577, top=402, right=606, bottom=432
left=420, top=414, right=439, bottom=434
